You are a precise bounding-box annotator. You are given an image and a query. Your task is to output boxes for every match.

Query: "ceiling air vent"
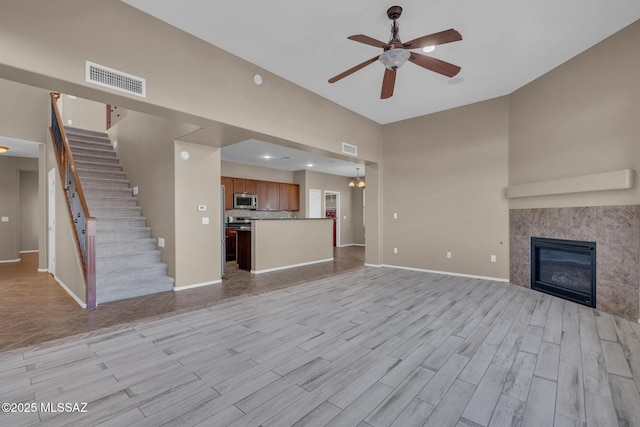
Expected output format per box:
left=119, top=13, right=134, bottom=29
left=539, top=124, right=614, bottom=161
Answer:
left=342, top=142, right=358, bottom=156
left=85, top=61, right=146, bottom=97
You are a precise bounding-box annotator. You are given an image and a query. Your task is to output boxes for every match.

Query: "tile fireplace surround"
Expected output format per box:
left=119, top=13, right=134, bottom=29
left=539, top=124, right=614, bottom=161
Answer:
left=510, top=206, right=640, bottom=320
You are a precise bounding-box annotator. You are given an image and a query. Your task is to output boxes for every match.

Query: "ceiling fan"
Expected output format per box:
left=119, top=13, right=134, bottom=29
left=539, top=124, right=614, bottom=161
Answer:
left=328, top=5, right=462, bottom=99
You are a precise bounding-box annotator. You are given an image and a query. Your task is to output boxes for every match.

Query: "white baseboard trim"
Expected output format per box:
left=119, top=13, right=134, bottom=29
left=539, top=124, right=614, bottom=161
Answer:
left=173, top=279, right=222, bottom=291
left=338, top=243, right=365, bottom=248
left=252, top=258, right=334, bottom=275
left=364, top=263, right=383, bottom=268
left=38, top=268, right=48, bottom=273
left=19, top=250, right=39, bottom=254
left=0, top=258, right=20, bottom=264
left=53, top=275, right=87, bottom=308
left=377, top=264, right=510, bottom=283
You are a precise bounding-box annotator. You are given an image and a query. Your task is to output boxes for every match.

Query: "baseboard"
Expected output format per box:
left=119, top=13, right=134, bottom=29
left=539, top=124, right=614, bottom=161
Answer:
left=38, top=268, right=48, bottom=273
left=364, top=263, right=383, bottom=268
left=53, top=275, right=87, bottom=308
left=378, top=264, right=510, bottom=283
left=19, top=250, right=39, bottom=254
left=173, top=279, right=222, bottom=291
left=252, top=258, right=334, bottom=274
left=0, top=258, right=20, bottom=264
left=338, top=243, right=365, bottom=247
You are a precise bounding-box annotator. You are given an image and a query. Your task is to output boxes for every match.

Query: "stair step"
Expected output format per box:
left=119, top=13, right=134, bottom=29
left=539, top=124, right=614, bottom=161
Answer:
left=96, top=263, right=171, bottom=286
left=96, top=276, right=174, bottom=305
left=96, top=227, right=151, bottom=242
left=92, top=206, right=143, bottom=218
left=65, top=126, right=111, bottom=139
left=77, top=168, right=127, bottom=180
left=81, top=177, right=131, bottom=189
left=72, top=152, right=120, bottom=165
left=97, top=237, right=156, bottom=256
left=69, top=144, right=116, bottom=158
left=88, top=196, right=138, bottom=208
left=75, top=160, right=122, bottom=172
left=68, top=138, right=113, bottom=151
left=97, top=217, right=147, bottom=230
left=83, top=186, right=133, bottom=198
left=65, top=128, right=112, bottom=143
left=96, top=250, right=162, bottom=273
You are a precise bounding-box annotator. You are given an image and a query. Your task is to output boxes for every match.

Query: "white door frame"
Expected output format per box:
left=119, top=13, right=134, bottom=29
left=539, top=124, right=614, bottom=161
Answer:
left=324, top=190, right=340, bottom=247
left=48, top=168, right=55, bottom=276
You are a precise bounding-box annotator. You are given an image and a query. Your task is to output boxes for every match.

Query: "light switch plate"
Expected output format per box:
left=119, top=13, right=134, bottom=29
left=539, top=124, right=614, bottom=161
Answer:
left=197, top=205, right=207, bottom=212
left=1, top=217, right=8, bottom=222
left=158, top=237, right=165, bottom=248
left=202, top=217, right=209, bottom=225
left=133, top=186, right=138, bottom=195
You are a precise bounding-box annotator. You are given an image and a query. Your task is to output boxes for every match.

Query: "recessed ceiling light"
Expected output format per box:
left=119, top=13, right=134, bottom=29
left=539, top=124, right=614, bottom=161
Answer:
left=262, top=155, right=272, bottom=159
left=307, top=163, right=314, bottom=167
left=422, top=46, right=435, bottom=53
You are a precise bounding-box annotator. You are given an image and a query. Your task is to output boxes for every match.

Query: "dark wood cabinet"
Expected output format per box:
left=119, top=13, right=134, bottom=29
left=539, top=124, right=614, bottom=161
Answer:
left=222, top=176, right=299, bottom=212
left=279, top=183, right=300, bottom=211
left=236, top=230, right=251, bottom=270
left=225, top=229, right=237, bottom=261
left=221, top=176, right=234, bottom=210
left=256, top=181, right=280, bottom=210
left=233, top=178, right=256, bottom=194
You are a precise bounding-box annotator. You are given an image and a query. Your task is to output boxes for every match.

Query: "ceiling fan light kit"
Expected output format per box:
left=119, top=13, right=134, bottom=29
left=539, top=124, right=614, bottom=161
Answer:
left=328, top=5, right=462, bottom=99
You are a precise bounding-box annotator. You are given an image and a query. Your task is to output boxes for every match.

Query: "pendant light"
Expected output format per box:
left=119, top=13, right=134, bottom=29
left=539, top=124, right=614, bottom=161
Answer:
left=0, top=146, right=9, bottom=154
left=348, top=167, right=365, bottom=188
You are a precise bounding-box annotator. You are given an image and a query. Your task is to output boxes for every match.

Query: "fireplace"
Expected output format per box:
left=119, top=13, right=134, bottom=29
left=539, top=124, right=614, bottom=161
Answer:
left=530, top=237, right=596, bottom=307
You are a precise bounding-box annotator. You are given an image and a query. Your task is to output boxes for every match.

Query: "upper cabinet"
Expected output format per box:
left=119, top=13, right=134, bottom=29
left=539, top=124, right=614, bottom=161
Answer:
left=233, top=178, right=257, bottom=194
left=221, top=176, right=234, bottom=210
left=279, top=183, right=300, bottom=211
left=222, top=176, right=299, bottom=211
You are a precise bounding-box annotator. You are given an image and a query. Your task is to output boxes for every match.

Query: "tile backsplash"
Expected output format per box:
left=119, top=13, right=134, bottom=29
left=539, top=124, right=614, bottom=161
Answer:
left=225, top=209, right=299, bottom=220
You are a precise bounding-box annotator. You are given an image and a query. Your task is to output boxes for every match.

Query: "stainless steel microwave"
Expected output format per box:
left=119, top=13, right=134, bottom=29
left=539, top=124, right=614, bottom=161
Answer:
left=233, top=193, right=258, bottom=209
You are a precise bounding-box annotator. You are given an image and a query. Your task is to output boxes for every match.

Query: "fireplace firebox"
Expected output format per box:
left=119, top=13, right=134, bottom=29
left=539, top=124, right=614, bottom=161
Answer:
left=530, top=237, right=596, bottom=307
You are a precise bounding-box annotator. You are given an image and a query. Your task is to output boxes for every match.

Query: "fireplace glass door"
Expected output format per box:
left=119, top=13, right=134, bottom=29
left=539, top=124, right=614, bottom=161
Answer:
left=531, top=237, right=596, bottom=307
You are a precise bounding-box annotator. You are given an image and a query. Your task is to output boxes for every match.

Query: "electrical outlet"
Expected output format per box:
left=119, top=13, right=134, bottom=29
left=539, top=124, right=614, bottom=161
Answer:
left=393, top=212, right=398, bottom=219
left=113, top=140, right=118, bottom=149
left=158, top=237, right=165, bottom=248
left=491, top=255, right=497, bottom=262
left=447, top=251, right=452, bottom=259
left=133, top=186, right=138, bottom=195
left=393, top=247, right=398, bottom=254
left=1, top=217, right=8, bottom=222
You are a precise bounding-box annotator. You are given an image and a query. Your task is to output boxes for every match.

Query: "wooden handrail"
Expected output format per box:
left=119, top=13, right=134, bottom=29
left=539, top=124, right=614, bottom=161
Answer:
left=49, top=92, right=96, bottom=309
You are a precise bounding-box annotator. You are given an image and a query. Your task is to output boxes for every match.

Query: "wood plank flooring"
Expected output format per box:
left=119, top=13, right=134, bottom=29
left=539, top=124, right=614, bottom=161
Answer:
left=1, top=267, right=639, bottom=426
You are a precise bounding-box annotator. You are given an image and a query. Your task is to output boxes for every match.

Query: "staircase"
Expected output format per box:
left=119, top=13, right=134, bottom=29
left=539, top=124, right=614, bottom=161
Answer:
left=65, top=126, right=174, bottom=304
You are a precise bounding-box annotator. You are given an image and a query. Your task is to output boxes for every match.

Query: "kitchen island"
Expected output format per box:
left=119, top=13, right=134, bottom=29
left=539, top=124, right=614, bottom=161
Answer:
left=249, top=218, right=333, bottom=274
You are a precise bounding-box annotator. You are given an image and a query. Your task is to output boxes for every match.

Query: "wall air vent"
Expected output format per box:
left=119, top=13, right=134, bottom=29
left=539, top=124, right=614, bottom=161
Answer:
left=85, top=61, right=146, bottom=97
left=342, top=142, right=358, bottom=156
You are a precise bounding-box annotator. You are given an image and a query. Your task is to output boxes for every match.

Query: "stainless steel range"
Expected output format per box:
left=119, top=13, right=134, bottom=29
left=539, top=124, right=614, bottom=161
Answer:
left=226, top=217, right=252, bottom=231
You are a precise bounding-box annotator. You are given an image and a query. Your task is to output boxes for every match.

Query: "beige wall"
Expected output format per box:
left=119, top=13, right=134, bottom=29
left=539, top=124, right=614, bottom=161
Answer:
left=252, top=219, right=333, bottom=272
left=300, top=170, right=359, bottom=246
left=383, top=97, right=510, bottom=279
left=108, top=110, right=200, bottom=280
left=0, top=78, right=49, bottom=143
left=221, top=161, right=295, bottom=184
left=174, top=141, right=221, bottom=287
left=19, top=170, right=38, bottom=251
left=0, top=157, right=38, bottom=261
left=351, top=187, right=365, bottom=245
left=58, top=95, right=106, bottom=132
left=509, top=20, right=640, bottom=209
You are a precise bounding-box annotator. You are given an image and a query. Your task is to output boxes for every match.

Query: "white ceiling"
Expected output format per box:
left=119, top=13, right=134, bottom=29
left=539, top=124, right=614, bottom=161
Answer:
left=221, top=139, right=364, bottom=178
left=0, top=136, right=40, bottom=158
left=123, top=0, right=640, bottom=125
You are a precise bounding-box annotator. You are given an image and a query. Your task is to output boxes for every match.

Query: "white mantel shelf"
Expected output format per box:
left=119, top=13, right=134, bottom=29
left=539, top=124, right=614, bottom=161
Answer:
left=506, top=169, right=635, bottom=199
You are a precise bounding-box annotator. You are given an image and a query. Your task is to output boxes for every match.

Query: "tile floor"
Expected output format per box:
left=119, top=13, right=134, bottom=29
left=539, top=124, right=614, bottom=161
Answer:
left=2, top=266, right=640, bottom=425
left=0, top=246, right=364, bottom=353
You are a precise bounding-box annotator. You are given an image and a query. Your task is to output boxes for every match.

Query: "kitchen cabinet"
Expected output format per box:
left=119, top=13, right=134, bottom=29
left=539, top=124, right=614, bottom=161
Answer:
left=279, top=183, right=300, bottom=211
left=236, top=230, right=251, bottom=270
left=233, top=178, right=256, bottom=194
left=225, top=229, right=237, bottom=261
left=256, top=181, right=280, bottom=211
left=221, top=176, right=234, bottom=210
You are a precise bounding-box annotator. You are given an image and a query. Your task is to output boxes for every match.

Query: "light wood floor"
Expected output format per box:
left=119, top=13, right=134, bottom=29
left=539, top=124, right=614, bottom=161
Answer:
left=1, top=267, right=639, bottom=426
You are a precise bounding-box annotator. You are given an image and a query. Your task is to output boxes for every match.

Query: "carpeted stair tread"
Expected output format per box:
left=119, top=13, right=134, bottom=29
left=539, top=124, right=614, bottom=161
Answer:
left=96, top=250, right=163, bottom=272
left=96, top=277, right=174, bottom=304
left=74, top=160, right=122, bottom=172
left=96, top=238, right=157, bottom=256
left=92, top=207, right=143, bottom=218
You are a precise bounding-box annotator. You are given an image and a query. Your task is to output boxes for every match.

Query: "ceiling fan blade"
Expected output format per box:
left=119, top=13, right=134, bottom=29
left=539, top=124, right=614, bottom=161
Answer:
left=328, top=56, right=380, bottom=83
left=381, top=68, right=396, bottom=99
left=348, top=34, right=390, bottom=49
left=408, top=52, right=461, bottom=78
left=403, top=28, right=462, bottom=49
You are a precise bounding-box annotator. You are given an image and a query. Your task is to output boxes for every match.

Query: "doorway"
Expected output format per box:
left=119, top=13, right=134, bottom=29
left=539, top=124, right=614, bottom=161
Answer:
left=324, top=191, right=340, bottom=247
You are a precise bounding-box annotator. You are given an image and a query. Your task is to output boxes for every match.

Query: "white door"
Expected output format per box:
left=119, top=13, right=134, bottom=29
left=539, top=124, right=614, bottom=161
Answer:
left=48, top=168, right=55, bottom=276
